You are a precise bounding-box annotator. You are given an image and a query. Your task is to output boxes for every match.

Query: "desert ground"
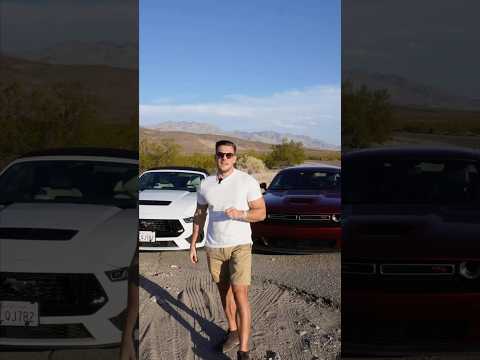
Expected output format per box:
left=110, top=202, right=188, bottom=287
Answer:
left=139, top=249, right=341, bottom=360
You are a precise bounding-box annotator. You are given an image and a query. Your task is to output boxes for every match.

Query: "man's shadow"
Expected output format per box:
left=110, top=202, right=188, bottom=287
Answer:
left=139, top=275, right=231, bottom=360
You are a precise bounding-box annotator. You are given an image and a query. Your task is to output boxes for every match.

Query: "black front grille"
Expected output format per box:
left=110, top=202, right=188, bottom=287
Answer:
left=138, top=219, right=184, bottom=237
left=0, top=323, right=92, bottom=339
left=140, top=241, right=178, bottom=248
left=139, top=200, right=172, bottom=206
left=265, top=214, right=340, bottom=227
left=343, top=261, right=480, bottom=293
left=0, top=228, right=78, bottom=240
left=0, top=273, right=108, bottom=316
left=343, top=319, right=470, bottom=345
left=255, top=237, right=336, bottom=250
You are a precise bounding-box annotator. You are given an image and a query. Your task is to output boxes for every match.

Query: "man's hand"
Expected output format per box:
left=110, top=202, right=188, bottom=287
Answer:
left=190, top=246, right=199, bottom=264
left=225, top=207, right=245, bottom=220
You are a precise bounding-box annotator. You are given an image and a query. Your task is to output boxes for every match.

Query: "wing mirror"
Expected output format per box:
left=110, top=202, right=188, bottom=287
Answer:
left=260, top=182, right=267, bottom=193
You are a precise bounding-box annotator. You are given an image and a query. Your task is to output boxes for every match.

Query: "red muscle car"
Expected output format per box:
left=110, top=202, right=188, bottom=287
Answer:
left=342, top=147, right=480, bottom=354
left=251, top=165, right=341, bottom=253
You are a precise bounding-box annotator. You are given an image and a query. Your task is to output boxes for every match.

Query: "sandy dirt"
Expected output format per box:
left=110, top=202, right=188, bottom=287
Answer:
left=139, top=250, right=341, bottom=360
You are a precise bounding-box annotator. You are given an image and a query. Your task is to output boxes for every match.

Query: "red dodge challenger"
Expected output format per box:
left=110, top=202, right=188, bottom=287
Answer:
left=251, top=165, right=341, bottom=253
left=342, top=147, right=480, bottom=354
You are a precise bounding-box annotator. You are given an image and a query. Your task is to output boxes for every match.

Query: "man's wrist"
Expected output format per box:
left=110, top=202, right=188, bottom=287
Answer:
left=242, top=210, right=248, bottom=221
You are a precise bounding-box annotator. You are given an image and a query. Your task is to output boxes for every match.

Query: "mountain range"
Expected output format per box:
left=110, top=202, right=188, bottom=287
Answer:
left=12, top=41, right=137, bottom=69
left=147, top=121, right=339, bottom=150
left=345, top=69, right=480, bottom=111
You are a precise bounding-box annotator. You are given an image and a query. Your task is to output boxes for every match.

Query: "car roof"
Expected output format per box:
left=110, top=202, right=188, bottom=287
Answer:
left=343, top=146, right=480, bottom=161
left=20, top=148, right=138, bottom=160
left=144, top=166, right=209, bottom=175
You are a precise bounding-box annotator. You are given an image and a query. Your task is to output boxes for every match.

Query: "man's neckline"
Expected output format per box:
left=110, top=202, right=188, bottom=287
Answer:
left=217, top=168, right=236, bottom=182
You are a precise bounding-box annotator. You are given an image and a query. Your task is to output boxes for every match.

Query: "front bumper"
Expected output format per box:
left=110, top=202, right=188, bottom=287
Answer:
left=138, top=218, right=205, bottom=251
left=252, top=222, right=341, bottom=253
left=0, top=271, right=128, bottom=347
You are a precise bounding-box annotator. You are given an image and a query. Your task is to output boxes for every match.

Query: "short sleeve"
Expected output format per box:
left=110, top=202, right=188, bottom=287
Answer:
left=247, top=176, right=263, bottom=202
left=197, top=180, right=208, bottom=205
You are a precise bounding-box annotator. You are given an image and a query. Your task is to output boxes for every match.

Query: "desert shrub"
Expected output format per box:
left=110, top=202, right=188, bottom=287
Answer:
left=342, top=81, right=393, bottom=148
left=236, top=155, right=266, bottom=174
left=0, top=81, right=137, bottom=164
left=264, top=139, right=306, bottom=169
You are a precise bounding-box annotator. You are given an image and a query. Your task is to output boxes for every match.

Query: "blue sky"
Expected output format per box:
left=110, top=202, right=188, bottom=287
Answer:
left=140, top=0, right=341, bottom=145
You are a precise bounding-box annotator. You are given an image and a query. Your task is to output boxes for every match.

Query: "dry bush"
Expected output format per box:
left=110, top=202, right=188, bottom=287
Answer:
left=236, top=155, right=267, bottom=174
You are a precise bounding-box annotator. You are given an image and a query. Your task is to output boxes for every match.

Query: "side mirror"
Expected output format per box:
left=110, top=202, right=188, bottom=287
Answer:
left=260, top=182, right=267, bottom=193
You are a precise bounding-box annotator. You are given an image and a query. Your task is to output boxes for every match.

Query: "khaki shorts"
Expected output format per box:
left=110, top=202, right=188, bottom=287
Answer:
left=205, top=244, right=252, bottom=286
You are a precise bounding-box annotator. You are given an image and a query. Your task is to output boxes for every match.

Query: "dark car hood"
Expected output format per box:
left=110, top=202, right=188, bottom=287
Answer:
left=343, top=204, right=480, bottom=260
left=264, top=189, right=340, bottom=213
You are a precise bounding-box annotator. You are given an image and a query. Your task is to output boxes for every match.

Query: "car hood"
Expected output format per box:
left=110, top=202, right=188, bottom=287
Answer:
left=343, top=204, right=480, bottom=260
left=264, top=189, right=340, bottom=214
left=139, top=189, right=197, bottom=219
left=0, top=203, right=137, bottom=272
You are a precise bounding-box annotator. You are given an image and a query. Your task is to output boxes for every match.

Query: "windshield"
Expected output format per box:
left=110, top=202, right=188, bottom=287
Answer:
left=343, top=158, right=480, bottom=204
left=0, top=160, right=138, bottom=208
left=139, top=171, right=204, bottom=192
left=269, top=169, right=340, bottom=190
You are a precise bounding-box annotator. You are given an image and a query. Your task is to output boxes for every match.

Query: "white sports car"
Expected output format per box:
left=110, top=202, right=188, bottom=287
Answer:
left=0, top=148, right=138, bottom=348
left=138, top=167, right=208, bottom=251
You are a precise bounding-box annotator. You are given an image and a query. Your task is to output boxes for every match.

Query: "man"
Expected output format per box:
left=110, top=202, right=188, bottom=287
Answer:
left=189, top=140, right=266, bottom=360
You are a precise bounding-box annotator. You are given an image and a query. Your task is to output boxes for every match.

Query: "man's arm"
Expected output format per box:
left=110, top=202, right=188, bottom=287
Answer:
left=120, top=250, right=139, bottom=360
left=190, top=203, right=208, bottom=264
left=225, top=197, right=266, bottom=223
left=244, top=197, right=266, bottom=222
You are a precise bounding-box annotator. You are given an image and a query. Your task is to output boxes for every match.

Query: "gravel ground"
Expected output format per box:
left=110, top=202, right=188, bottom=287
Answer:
left=139, top=249, right=341, bottom=360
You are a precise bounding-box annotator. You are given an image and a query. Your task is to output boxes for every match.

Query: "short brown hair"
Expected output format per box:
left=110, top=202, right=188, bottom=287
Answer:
left=215, top=140, right=237, bottom=153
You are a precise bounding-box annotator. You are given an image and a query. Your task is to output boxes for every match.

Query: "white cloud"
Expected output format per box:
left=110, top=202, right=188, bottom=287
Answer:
left=140, top=85, right=340, bottom=145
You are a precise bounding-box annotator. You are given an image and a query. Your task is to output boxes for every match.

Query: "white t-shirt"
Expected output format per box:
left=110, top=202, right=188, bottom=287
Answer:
left=197, top=168, right=263, bottom=248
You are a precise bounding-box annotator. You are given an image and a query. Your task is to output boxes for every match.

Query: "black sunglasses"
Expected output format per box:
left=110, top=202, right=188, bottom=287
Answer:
left=216, top=152, right=235, bottom=159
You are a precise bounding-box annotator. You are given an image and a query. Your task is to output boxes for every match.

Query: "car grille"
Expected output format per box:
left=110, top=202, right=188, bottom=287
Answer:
left=0, top=323, right=92, bottom=339
left=139, top=200, right=172, bottom=206
left=0, top=273, right=108, bottom=316
left=138, top=219, right=184, bottom=237
left=343, top=261, right=480, bottom=293
left=343, top=319, right=469, bottom=345
left=265, top=213, right=340, bottom=226
left=0, top=228, right=78, bottom=240
left=140, top=240, right=178, bottom=248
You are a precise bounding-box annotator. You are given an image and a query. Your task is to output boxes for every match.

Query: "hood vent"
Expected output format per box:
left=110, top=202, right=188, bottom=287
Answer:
left=0, top=228, right=78, bottom=241
left=139, top=200, right=172, bottom=206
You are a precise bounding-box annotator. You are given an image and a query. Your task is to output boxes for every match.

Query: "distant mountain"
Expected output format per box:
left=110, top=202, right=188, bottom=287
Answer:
left=148, top=121, right=338, bottom=150
left=345, top=69, right=480, bottom=111
left=141, top=128, right=337, bottom=158
left=151, top=121, right=227, bottom=135
left=231, top=130, right=339, bottom=150
left=1, top=55, right=136, bottom=120
left=13, top=41, right=137, bottom=69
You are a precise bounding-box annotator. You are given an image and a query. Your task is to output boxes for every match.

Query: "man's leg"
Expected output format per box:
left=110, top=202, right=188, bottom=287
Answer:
left=230, top=245, right=253, bottom=353
left=232, top=284, right=251, bottom=352
left=216, top=281, right=237, bottom=331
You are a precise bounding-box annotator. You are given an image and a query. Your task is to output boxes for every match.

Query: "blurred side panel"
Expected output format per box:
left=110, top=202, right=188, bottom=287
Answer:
left=342, top=0, right=480, bottom=357
left=0, top=1, right=138, bottom=359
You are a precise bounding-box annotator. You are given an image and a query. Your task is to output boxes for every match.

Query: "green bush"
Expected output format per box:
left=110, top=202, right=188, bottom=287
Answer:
left=342, top=81, right=393, bottom=148
left=264, top=139, right=306, bottom=168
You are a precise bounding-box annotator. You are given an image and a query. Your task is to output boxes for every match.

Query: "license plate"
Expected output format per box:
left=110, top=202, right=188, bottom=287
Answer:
left=0, top=301, right=39, bottom=327
left=139, top=231, right=156, bottom=242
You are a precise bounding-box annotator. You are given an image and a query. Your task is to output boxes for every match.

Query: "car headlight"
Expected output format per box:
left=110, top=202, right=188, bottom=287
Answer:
left=459, top=261, right=480, bottom=279
left=331, top=213, right=341, bottom=223
left=183, top=216, right=194, bottom=223
left=105, top=267, right=129, bottom=282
